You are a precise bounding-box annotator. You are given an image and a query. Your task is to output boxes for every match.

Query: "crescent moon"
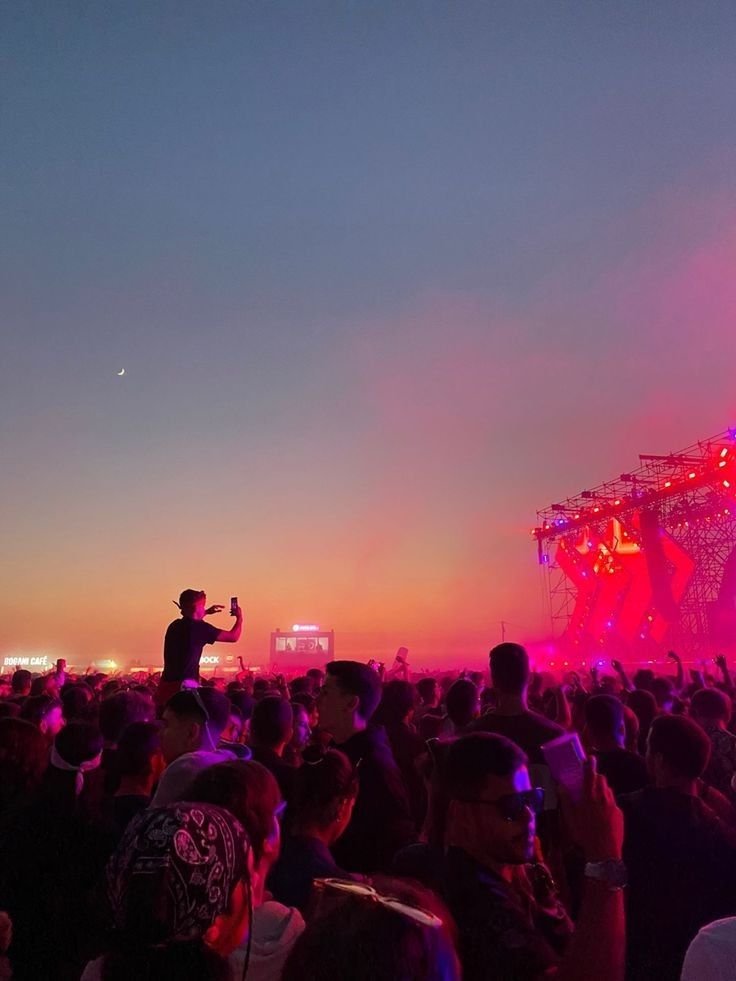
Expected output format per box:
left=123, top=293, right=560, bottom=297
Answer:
left=117, top=368, right=125, bottom=376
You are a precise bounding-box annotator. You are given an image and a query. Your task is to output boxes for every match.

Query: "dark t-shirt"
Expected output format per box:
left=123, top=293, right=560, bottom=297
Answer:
left=620, top=786, right=736, bottom=981
left=593, top=748, right=648, bottom=796
left=162, top=617, right=220, bottom=682
left=469, top=710, right=564, bottom=764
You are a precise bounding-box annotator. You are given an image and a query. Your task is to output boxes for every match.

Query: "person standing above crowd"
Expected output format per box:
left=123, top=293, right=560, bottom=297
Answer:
left=317, top=660, right=415, bottom=873
left=157, top=589, right=243, bottom=708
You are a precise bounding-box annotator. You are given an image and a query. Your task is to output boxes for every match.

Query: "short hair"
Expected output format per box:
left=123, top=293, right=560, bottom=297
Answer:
left=584, top=695, right=624, bottom=737
left=648, top=715, right=710, bottom=780
left=19, top=695, right=61, bottom=728
left=489, top=643, right=529, bottom=694
left=116, top=722, right=162, bottom=778
left=416, top=678, right=437, bottom=703
left=326, top=661, right=382, bottom=721
left=165, top=688, right=231, bottom=737
left=445, top=679, right=478, bottom=728
left=178, top=588, right=205, bottom=611
left=289, top=676, right=310, bottom=696
left=442, top=732, right=527, bottom=798
left=11, top=669, right=31, bottom=694
left=228, top=690, right=254, bottom=722
left=0, top=718, right=48, bottom=801
left=99, top=691, right=153, bottom=743
left=189, top=760, right=281, bottom=863
left=291, top=692, right=316, bottom=714
left=54, top=722, right=103, bottom=767
left=251, top=696, right=293, bottom=748
left=306, top=668, right=324, bottom=682
left=691, top=688, right=732, bottom=724
left=375, top=681, right=415, bottom=726
left=293, top=748, right=358, bottom=828
left=61, top=684, right=93, bottom=722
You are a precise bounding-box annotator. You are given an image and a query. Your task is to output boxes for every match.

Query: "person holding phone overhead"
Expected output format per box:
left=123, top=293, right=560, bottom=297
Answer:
left=155, top=589, right=243, bottom=708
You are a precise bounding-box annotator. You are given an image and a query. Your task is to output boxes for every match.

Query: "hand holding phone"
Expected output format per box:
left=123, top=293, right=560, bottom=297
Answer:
left=542, top=732, right=587, bottom=802
left=230, top=596, right=238, bottom=617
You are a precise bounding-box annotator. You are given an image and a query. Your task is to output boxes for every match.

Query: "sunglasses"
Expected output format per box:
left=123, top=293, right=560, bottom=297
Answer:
left=313, top=878, right=443, bottom=928
left=454, top=787, right=545, bottom=822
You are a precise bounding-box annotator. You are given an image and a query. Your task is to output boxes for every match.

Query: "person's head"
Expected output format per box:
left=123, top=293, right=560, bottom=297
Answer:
left=318, top=662, right=382, bottom=738
left=56, top=658, right=67, bottom=673
left=290, top=676, right=310, bottom=697
left=228, top=689, right=254, bottom=725
left=690, top=688, right=732, bottom=729
left=292, top=748, right=358, bottom=843
left=178, top=588, right=207, bottom=620
left=622, top=705, right=640, bottom=753
left=252, top=679, right=272, bottom=701
left=221, top=705, right=243, bottom=743
left=99, top=690, right=154, bottom=747
left=31, top=674, right=57, bottom=697
left=250, top=696, right=293, bottom=755
left=0, top=717, right=48, bottom=809
left=282, top=876, right=459, bottom=981
left=116, top=721, right=164, bottom=794
left=626, top=688, right=658, bottom=752
left=108, top=802, right=252, bottom=959
left=445, top=680, right=480, bottom=730
left=651, top=677, right=675, bottom=712
left=306, top=667, right=325, bottom=694
left=290, top=702, right=311, bottom=751
left=416, top=678, right=439, bottom=709
left=61, top=683, right=93, bottom=723
left=11, top=669, right=32, bottom=697
left=480, top=686, right=496, bottom=712
left=189, top=760, right=282, bottom=882
left=646, top=714, right=710, bottom=788
left=161, top=688, right=231, bottom=764
left=489, top=643, right=529, bottom=697
left=292, top=691, right=319, bottom=728
left=375, top=680, right=416, bottom=727
left=584, top=695, right=625, bottom=749
left=19, top=695, right=65, bottom=742
left=633, top=668, right=655, bottom=693
left=443, top=733, right=536, bottom=868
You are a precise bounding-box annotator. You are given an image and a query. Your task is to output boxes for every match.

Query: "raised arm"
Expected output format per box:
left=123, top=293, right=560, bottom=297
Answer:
left=555, top=763, right=625, bottom=981
left=715, top=654, right=734, bottom=694
left=611, top=660, right=632, bottom=693
left=666, top=650, right=684, bottom=692
left=216, top=604, right=243, bottom=644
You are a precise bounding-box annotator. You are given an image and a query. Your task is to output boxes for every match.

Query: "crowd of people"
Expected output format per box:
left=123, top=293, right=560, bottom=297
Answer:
left=2, top=590, right=736, bottom=979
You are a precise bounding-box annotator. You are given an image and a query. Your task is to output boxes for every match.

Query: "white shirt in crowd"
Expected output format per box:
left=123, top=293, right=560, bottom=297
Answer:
left=681, top=917, right=736, bottom=981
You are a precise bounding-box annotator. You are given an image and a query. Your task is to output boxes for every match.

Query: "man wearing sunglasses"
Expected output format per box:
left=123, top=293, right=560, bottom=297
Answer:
left=441, top=732, right=625, bottom=981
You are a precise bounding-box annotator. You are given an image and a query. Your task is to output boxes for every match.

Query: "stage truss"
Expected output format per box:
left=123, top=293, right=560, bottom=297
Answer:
left=534, top=428, right=736, bottom=660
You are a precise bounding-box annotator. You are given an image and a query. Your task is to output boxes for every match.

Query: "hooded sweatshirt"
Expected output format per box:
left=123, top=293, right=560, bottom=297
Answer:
left=231, top=901, right=305, bottom=981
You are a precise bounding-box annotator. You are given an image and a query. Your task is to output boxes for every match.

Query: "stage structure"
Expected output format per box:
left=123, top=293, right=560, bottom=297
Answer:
left=533, top=427, right=736, bottom=660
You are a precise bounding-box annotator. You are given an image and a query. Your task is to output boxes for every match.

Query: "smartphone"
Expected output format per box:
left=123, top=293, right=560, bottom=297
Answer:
left=230, top=596, right=238, bottom=617
left=542, top=732, right=586, bottom=802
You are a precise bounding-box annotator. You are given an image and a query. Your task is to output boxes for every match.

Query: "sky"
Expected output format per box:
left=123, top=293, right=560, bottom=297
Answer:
left=2, top=1, right=736, bottom=670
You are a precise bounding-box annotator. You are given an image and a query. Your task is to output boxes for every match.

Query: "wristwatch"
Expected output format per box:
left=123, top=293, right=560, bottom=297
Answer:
left=584, top=859, right=627, bottom=891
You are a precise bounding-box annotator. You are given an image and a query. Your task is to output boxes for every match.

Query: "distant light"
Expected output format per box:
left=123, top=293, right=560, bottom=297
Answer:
left=292, top=624, right=320, bottom=632
left=614, top=499, right=621, bottom=506
left=574, top=513, right=580, bottom=519
left=664, top=480, right=672, bottom=488
left=563, top=661, right=569, bottom=667
left=598, top=659, right=605, bottom=666
left=724, top=481, right=731, bottom=489
left=593, top=506, right=600, bottom=513
left=606, top=620, right=613, bottom=628
left=721, top=448, right=729, bottom=458
left=688, top=472, right=696, bottom=480
left=719, top=461, right=727, bottom=468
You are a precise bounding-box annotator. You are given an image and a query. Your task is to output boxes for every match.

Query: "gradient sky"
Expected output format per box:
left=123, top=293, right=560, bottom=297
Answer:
left=3, top=1, right=736, bottom=669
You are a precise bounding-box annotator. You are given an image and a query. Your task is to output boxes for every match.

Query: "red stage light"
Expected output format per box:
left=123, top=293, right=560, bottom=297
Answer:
left=724, top=480, right=731, bottom=489
left=688, top=472, right=696, bottom=479
left=664, top=480, right=672, bottom=488
left=721, top=448, right=729, bottom=458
